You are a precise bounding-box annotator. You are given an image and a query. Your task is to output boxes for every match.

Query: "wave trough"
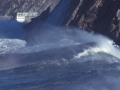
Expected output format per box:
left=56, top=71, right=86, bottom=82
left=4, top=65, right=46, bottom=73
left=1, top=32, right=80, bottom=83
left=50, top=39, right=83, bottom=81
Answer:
left=0, top=27, right=120, bottom=90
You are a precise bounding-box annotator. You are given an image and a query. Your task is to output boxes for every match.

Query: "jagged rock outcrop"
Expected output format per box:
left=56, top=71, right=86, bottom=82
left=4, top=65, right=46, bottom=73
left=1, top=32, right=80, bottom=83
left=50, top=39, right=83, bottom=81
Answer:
left=25, top=0, right=120, bottom=45
left=0, top=0, right=60, bottom=17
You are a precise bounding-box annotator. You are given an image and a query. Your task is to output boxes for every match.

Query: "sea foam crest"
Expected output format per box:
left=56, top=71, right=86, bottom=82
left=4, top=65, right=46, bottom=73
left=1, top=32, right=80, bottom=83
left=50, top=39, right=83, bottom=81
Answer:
left=74, top=39, right=120, bottom=60
left=74, top=47, right=110, bottom=59
left=0, top=39, right=26, bottom=54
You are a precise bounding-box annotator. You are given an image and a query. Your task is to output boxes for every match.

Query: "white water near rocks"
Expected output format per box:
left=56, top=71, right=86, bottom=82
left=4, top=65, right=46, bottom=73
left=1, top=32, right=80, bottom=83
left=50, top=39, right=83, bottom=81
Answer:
left=0, top=21, right=120, bottom=90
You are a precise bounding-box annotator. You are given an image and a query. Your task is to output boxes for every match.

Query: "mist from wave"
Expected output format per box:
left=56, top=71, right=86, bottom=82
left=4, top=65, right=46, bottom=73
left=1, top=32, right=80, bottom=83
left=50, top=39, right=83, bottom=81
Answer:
left=0, top=21, right=120, bottom=90
left=0, top=26, right=119, bottom=70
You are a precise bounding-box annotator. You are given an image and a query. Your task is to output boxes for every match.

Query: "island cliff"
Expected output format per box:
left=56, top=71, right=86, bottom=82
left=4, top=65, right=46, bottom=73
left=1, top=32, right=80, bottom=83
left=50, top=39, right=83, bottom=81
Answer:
left=24, top=0, right=120, bottom=45
left=1, top=0, right=120, bottom=45
left=0, top=0, right=60, bottom=17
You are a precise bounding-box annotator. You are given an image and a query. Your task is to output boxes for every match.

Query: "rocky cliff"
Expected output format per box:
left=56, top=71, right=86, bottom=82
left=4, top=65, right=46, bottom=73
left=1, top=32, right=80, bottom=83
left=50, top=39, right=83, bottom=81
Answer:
left=24, top=0, right=120, bottom=45
left=0, top=0, right=60, bottom=17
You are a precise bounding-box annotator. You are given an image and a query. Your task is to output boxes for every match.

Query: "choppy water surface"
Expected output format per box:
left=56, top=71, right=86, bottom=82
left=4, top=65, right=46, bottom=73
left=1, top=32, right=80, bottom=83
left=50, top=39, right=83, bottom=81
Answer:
left=0, top=28, right=120, bottom=90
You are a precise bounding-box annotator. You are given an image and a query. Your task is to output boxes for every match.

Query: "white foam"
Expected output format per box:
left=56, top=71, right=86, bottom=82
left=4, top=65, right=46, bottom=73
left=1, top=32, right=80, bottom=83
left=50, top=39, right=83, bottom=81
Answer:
left=0, top=39, right=26, bottom=54
left=74, top=47, right=108, bottom=59
left=0, top=27, right=120, bottom=60
left=68, top=29, right=120, bottom=60
left=75, top=42, right=120, bottom=58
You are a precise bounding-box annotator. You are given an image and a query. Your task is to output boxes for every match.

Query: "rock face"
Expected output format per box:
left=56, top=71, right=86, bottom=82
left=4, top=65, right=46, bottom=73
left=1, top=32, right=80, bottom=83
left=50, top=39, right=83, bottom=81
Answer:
left=0, top=0, right=60, bottom=17
left=24, top=0, right=120, bottom=45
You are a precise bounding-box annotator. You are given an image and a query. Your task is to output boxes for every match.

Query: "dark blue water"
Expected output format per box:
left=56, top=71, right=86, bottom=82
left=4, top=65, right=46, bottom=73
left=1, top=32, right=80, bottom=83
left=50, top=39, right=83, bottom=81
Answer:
left=0, top=27, right=120, bottom=90
left=0, top=56, right=120, bottom=90
left=0, top=41, right=120, bottom=90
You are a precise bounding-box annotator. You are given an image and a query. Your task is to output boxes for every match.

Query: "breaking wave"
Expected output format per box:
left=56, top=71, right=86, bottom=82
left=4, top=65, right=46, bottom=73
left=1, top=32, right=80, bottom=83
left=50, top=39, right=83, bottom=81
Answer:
left=0, top=25, right=120, bottom=90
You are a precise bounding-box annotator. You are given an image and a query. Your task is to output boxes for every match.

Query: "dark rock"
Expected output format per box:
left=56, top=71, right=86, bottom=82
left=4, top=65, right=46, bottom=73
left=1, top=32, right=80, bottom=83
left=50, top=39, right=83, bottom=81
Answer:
left=24, top=0, right=120, bottom=45
left=24, top=7, right=51, bottom=43
left=2, top=0, right=120, bottom=45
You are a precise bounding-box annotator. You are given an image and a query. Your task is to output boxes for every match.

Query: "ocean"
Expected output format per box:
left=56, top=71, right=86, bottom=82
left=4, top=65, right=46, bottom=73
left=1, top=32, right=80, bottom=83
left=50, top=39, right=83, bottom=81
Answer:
left=0, top=21, right=120, bottom=90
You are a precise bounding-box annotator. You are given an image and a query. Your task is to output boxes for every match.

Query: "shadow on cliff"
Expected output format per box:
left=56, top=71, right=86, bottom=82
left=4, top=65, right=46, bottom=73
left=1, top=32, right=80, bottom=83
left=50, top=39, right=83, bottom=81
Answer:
left=92, top=0, right=120, bottom=45
left=24, top=0, right=120, bottom=46
left=24, top=7, right=51, bottom=43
